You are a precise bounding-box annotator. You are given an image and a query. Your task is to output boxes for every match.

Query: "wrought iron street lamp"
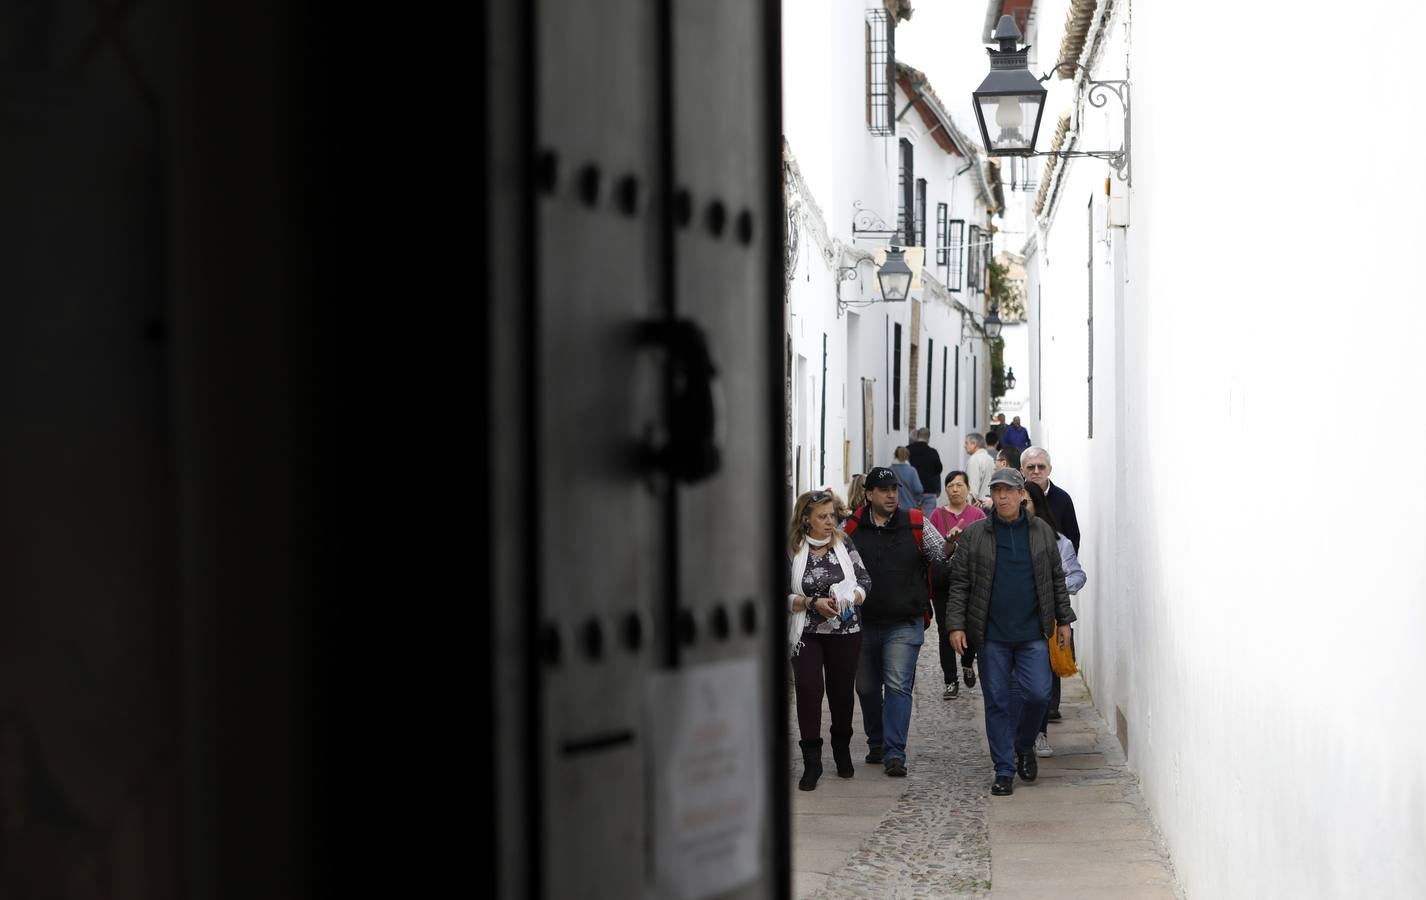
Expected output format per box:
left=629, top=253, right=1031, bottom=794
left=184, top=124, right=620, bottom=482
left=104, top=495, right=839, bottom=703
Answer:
left=876, top=247, right=913, bottom=302
left=972, top=17, right=1047, bottom=156
left=971, top=15, right=1132, bottom=184
left=1005, top=367, right=1017, bottom=390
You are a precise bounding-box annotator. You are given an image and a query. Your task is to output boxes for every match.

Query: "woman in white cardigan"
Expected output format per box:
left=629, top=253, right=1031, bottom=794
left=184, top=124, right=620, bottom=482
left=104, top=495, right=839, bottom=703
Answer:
left=787, top=489, right=872, bottom=791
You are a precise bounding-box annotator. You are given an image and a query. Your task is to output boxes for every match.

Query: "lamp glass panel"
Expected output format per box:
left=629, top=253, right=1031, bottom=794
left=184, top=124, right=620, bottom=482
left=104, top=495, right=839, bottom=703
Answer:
left=879, top=270, right=912, bottom=301
left=976, top=94, right=1043, bottom=152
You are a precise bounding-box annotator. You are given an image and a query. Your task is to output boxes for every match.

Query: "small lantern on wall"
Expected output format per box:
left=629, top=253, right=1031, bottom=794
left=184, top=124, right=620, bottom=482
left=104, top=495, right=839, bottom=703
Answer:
left=1005, top=367, right=1017, bottom=390
left=876, top=247, right=913, bottom=302
left=984, top=304, right=1003, bottom=339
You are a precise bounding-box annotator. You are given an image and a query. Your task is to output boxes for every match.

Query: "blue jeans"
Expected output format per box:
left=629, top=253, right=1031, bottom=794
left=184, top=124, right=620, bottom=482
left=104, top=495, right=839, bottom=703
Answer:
left=979, top=638, right=1052, bottom=776
left=855, top=620, right=924, bottom=762
left=918, top=493, right=937, bottom=516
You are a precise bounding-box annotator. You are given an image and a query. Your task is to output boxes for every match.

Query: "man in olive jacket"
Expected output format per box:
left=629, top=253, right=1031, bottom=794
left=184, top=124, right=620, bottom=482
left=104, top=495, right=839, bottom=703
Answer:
left=945, top=467, right=1075, bottom=797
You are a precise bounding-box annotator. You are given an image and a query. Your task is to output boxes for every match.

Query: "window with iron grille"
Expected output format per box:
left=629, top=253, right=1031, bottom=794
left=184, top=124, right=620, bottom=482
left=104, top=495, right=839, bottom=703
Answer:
left=914, top=179, right=927, bottom=248
left=935, top=203, right=948, bottom=266
left=865, top=9, right=895, bottom=136
left=947, top=219, right=964, bottom=291
left=967, top=225, right=980, bottom=291
left=896, top=140, right=914, bottom=246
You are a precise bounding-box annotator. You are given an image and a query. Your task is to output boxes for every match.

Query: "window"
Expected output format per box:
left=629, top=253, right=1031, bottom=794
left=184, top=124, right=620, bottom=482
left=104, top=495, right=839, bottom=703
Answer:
left=896, top=140, right=914, bottom=246
left=926, top=338, right=934, bottom=435
left=914, top=179, right=927, bottom=248
left=892, top=322, right=902, bottom=431
left=953, top=349, right=960, bottom=426
left=865, top=9, right=895, bottom=136
left=935, top=203, right=948, bottom=266
left=947, top=219, right=964, bottom=291
left=941, top=345, right=949, bottom=431
left=967, top=225, right=980, bottom=292
left=982, top=232, right=993, bottom=292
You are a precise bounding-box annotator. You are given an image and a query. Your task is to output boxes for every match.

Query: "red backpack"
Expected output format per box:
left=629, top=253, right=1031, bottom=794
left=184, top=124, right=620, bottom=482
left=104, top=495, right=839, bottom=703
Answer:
left=844, top=506, right=935, bottom=629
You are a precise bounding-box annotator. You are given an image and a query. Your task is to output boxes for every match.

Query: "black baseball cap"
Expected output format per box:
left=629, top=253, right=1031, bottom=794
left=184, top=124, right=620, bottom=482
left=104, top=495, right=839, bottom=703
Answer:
left=865, top=467, right=898, bottom=490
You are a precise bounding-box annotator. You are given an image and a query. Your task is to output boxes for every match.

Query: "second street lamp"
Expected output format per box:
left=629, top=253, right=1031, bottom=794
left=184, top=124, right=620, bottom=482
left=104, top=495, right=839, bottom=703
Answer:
left=876, top=247, right=913, bottom=302
left=1005, top=367, right=1017, bottom=390
left=984, top=304, right=1003, bottom=339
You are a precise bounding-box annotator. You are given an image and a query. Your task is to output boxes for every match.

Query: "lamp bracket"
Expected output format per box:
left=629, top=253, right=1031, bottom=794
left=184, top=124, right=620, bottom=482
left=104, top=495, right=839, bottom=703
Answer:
left=834, top=255, right=880, bottom=318
left=1020, top=70, right=1131, bottom=185
left=850, top=201, right=900, bottom=244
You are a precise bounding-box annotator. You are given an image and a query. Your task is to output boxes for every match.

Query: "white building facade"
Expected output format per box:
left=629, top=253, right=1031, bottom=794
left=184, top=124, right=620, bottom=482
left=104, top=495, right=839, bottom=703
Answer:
left=783, top=0, right=1004, bottom=501
left=991, top=0, right=1426, bottom=895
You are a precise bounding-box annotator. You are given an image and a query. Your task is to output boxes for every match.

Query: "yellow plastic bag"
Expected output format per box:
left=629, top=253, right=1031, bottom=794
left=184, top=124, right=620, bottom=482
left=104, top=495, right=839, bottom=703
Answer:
left=1048, top=628, right=1077, bottom=677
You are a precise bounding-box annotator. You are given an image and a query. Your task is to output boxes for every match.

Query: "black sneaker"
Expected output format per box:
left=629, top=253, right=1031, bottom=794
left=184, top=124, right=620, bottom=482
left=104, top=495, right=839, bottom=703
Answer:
left=1046, top=709, right=1062, bottom=721
left=942, top=682, right=959, bottom=700
left=1016, top=747, right=1038, bottom=783
left=865, top=745, right=883, bottom=764
left=883, top=757, right=907, bottom=777
left=991, top=775, right=1014, bottom=796
left=963, top=665, right=977, bottom=688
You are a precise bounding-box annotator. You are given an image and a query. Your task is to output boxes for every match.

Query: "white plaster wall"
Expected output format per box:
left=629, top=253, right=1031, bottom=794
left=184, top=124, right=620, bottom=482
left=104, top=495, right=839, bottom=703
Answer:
left=1029, top=1, right=1426, bottom=896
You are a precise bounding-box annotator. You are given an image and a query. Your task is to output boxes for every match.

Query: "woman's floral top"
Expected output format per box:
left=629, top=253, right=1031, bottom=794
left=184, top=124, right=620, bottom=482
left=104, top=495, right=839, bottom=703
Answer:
left=796, top=535, right=873, bottom=636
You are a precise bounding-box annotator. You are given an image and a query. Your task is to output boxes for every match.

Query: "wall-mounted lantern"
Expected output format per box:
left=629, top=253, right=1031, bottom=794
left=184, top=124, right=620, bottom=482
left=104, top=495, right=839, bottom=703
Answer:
left=971, top=14, right=1132, bottom=184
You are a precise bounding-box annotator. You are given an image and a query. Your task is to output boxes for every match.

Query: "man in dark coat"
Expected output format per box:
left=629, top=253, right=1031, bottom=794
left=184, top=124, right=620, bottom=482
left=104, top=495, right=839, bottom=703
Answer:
left=905, top=427, right=942, bottom=516
left=945, top=467, right=1074, bottom=797
left=1020, top=446, right=1080, bottom=552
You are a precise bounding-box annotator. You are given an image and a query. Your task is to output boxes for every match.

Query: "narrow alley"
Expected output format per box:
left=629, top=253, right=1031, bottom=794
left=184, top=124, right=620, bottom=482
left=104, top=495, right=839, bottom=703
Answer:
left=792, top=641, right=1181, bottom=899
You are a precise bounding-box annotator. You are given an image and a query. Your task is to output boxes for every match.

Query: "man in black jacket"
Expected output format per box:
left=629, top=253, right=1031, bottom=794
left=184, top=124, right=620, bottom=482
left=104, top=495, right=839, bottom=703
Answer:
left=850, top=467, right=949, bottom=778
left=905, top=427, right=942, bottom=516
left=946, top=467, right=1074, bottom=797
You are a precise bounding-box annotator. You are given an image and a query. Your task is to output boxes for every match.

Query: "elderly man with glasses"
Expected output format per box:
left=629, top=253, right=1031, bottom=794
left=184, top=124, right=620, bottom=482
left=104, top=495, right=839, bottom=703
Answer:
left=1020, top=447, right=1079, bottom=553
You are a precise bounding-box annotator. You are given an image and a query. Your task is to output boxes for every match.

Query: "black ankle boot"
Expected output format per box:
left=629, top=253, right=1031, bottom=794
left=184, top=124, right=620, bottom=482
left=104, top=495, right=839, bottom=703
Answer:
left=798, top=738, right=824, bottom=791
left=830, top=737, right=854, bottom=778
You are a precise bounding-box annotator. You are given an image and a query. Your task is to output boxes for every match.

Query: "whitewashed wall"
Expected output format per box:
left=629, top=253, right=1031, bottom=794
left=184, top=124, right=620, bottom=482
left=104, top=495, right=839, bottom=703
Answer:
left=1027, top=1, right=1426, bottom=896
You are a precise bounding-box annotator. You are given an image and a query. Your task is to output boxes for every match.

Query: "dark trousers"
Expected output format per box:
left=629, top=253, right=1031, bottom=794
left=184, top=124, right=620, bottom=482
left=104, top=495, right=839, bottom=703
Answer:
left=790, top=631, right=863, bottom=742
left=930, top=594, right=976, bottom=685
left=1039, top=630, right=1074, bottom=731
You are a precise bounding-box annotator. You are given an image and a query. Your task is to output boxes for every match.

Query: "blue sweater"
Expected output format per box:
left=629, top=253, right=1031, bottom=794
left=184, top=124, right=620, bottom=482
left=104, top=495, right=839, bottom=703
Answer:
left=986, top=511, right=1041, bottom=643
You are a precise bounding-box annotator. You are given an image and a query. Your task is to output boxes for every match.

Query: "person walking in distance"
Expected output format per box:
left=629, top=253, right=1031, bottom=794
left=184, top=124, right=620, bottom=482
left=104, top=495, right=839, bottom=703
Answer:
left=1001, top=416, right=1032, bottom=453
left=1020, top=446, right=1080, bottom=553
left=1022, top=481, right=1085, bottom=757
left=889, top=447, right=923, bottom=513
left=963, top=433, right=995, bottom=505
left=787, top=490, right=872, bottom=790
left=906, top=427, right=943, bottom=517
left=929, top=471, right=985, bottom=699
left=945, top=468, right=1075, bottom=796
left=844, top=467, right=950, bottom=777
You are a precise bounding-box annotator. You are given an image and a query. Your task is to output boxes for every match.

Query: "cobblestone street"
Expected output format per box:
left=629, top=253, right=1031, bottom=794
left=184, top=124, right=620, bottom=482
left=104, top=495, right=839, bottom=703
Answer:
left=790, top=638, right=1184, bottom=898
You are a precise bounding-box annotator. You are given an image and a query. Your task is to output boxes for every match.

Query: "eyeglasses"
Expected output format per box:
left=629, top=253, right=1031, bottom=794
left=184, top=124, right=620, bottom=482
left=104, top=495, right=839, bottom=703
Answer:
left=807, top=490, right=833, bottom=503
left=1024, top=464, right=1048, bottom=471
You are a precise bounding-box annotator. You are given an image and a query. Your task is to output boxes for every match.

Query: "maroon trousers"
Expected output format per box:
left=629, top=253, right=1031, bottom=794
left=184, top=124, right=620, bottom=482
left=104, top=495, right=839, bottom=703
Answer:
left=790, top=630, right=863, bottom=742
